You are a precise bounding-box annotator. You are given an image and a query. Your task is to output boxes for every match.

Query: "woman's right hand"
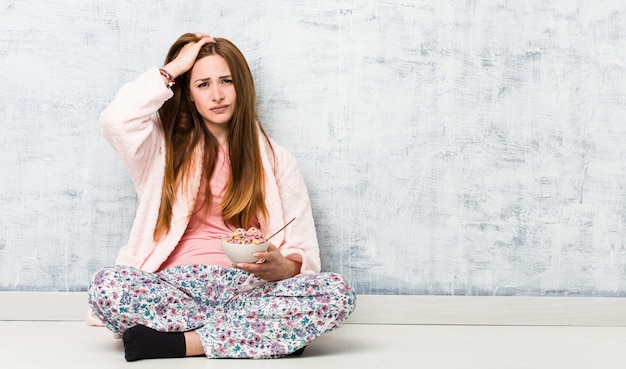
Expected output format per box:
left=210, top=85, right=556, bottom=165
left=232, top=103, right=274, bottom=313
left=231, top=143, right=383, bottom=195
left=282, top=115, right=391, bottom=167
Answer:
left=163, top=33, right=215, bottom=78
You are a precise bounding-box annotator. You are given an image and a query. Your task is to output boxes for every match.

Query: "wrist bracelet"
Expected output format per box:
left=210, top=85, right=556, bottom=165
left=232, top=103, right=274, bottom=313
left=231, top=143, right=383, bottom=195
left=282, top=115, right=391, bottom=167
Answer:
left=159, top=68, right=175, bottom=88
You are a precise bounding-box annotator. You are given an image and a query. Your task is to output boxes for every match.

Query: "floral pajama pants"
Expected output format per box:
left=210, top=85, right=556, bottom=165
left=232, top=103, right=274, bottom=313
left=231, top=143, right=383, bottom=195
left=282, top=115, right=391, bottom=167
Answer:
left=88, top=264, right=356, bottom=359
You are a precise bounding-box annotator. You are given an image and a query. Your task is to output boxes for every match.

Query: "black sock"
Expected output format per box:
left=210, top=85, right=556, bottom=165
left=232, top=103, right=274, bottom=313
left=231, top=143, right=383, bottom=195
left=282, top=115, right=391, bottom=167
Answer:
left=122, top=325, right=186, bottom=362
left=287, top=346, right=307, bottom=357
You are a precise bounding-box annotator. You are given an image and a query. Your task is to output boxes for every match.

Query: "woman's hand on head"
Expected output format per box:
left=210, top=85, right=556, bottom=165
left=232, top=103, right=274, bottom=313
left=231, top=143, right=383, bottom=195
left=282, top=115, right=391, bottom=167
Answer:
left=163, top=33, right=215, bottom=78
left=236, top=244, right=302, bottom=281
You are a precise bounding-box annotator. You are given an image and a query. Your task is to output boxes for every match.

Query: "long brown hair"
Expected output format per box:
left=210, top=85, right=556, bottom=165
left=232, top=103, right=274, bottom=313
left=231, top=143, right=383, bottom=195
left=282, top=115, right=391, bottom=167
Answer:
left=154, top=33, right=271, bottom=240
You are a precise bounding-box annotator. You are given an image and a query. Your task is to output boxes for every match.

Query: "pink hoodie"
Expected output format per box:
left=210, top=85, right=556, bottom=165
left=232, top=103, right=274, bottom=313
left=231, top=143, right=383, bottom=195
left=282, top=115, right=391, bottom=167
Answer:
left=87, top=67, right=320, bottom=325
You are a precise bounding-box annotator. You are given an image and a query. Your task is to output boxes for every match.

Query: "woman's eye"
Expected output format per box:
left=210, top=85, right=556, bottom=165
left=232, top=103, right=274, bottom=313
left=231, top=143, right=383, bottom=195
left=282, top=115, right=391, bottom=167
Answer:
left=197, top=82, right=208, bottom=88
left=222, top=79, right=233, bottom=84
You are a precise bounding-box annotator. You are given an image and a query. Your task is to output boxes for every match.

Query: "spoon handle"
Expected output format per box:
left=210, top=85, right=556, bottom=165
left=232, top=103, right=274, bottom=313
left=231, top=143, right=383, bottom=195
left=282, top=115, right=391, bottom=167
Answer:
left=266, top=217, right=296, bottom=241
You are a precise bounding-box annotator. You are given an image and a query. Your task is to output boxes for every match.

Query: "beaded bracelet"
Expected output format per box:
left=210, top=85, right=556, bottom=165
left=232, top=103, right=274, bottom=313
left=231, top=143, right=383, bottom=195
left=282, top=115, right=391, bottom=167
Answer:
left=159, top=68, right=175, bottom=88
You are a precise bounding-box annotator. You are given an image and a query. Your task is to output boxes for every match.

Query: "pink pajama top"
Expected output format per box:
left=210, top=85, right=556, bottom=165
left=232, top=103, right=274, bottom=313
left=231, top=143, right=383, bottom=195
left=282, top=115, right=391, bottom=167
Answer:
left=158, top=145, right=238, bottom=271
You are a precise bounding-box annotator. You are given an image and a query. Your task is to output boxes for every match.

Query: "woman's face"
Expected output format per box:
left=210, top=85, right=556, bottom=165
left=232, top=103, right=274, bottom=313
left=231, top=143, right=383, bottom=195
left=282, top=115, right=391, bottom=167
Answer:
left=188, top=54, right=237, bottom=129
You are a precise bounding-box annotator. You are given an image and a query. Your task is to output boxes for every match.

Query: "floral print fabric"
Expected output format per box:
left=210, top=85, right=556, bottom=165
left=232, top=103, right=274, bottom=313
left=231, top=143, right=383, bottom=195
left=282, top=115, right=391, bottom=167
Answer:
left=88, top=264, right=355, bottom=358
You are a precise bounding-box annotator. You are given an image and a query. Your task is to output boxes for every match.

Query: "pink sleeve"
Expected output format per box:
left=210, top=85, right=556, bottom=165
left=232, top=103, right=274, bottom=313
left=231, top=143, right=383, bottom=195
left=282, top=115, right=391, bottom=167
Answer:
left=272, top=146, right=321, bottom=274
left=99, top=67, right=172, bottom=192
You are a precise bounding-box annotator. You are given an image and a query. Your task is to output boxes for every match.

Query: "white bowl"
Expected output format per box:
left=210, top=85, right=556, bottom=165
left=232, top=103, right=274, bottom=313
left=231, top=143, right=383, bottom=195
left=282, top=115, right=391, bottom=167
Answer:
left=221, top=241, right=269, bottom=264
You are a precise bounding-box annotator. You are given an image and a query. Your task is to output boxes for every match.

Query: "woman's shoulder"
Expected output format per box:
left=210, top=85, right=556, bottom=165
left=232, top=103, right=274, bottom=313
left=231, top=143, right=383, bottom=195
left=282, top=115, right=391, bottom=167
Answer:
left=258, top=136, right=301, bottom=179
left=264, top=137, right=298, bottom=162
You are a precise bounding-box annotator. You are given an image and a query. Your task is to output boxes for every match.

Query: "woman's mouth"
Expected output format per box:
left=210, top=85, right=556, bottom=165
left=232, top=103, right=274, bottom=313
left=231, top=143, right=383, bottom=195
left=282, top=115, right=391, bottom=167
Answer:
left=210, top=105, right=229, bottom=113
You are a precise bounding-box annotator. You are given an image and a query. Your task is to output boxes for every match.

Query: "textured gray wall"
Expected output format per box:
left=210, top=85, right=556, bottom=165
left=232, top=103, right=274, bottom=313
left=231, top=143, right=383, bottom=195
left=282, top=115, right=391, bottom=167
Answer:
left=2, top=1, right=626, bottom=295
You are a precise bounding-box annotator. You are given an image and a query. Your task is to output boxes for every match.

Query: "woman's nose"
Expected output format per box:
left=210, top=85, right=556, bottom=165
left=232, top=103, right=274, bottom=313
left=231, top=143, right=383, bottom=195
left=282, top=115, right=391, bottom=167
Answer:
left=211, top=85, right=224, bottom=101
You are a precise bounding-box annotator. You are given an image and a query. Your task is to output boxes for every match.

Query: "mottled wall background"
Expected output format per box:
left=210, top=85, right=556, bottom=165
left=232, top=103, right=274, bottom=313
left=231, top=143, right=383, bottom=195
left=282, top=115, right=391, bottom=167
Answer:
left=1, top=1, right=625, bottom=295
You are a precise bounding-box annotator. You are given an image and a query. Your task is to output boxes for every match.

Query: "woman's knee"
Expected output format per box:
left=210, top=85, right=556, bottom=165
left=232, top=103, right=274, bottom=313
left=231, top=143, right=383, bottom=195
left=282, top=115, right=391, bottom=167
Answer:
left=88, top=265, right=133, bottom=300
left=327, top=273, right=355, bottom=295
left=321, top=273, right=357, bottom=314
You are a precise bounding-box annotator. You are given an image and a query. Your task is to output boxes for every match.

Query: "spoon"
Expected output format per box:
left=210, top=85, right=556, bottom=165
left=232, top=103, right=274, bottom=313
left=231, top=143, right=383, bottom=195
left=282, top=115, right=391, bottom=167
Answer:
left=266, top=217, right=296, bottom=241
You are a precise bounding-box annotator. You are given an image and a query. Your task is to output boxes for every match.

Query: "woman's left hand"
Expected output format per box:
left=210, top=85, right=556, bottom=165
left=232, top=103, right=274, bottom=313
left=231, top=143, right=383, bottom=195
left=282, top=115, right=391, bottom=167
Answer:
left=236, top=244, right=301, bottom=281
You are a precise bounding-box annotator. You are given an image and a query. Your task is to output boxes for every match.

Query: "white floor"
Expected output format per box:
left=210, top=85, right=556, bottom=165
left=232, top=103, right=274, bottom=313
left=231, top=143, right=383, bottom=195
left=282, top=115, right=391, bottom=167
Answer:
left=3, top=321, right=626, bottom=369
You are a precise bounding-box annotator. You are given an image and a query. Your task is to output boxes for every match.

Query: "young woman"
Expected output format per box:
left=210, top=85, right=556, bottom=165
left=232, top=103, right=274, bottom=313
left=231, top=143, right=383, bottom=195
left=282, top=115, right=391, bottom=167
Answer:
left=88, top=32, right=356, bottom=361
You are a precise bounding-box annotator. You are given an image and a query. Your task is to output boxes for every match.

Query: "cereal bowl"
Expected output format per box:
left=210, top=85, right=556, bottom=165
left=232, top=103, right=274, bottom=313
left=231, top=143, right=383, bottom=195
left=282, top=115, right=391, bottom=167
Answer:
left=221, top=241, right=270, bottom=264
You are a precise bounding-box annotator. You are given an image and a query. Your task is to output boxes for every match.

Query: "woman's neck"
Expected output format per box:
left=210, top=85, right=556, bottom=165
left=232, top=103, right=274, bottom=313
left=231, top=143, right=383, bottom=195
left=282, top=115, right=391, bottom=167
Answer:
left=205, top=122, right=229, bottom=147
